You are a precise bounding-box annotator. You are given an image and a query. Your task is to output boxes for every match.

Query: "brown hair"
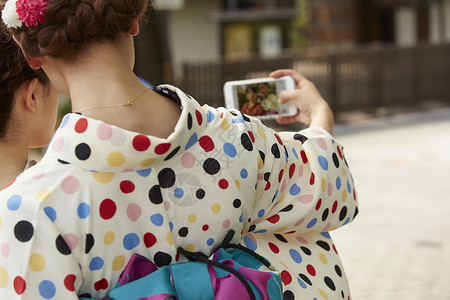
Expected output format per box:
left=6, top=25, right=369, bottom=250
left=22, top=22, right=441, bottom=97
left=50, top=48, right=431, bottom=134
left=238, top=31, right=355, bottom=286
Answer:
left=8, top=0, right=150, bottom=60
left=0, top=23, right=49, bottom=138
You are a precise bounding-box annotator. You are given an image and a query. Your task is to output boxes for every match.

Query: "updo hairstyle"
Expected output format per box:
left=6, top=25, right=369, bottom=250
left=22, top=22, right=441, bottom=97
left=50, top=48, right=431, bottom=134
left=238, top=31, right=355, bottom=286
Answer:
left=0, top=23, right=49, bottom=138
left=9, top=0, right=150, bottom=60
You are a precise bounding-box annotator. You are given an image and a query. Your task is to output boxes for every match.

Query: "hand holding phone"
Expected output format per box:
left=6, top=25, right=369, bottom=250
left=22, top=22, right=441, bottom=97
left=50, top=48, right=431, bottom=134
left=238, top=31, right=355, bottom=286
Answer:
left=223, top=76, right=297, bottom=120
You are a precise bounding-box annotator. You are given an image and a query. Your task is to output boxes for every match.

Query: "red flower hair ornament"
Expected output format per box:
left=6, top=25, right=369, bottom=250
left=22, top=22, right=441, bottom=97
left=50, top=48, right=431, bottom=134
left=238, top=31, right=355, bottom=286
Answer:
left=1, top=0, right=49, bottom=28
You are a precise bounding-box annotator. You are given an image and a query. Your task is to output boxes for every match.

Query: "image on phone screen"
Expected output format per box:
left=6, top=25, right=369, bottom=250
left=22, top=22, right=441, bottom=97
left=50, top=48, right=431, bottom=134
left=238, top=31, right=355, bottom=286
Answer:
left=236, top=81, right=281, bottom=117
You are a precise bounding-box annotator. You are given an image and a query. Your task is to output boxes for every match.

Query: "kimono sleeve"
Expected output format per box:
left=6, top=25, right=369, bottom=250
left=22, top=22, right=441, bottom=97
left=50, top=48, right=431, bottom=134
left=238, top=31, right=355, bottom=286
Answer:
left=248, top=127, right=358, bottom=235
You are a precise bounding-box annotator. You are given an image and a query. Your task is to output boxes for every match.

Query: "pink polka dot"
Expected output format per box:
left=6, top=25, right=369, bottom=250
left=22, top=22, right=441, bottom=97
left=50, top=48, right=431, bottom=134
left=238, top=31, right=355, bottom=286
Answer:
left=1, top=243, right=10, bottom=257
left=75, top=118, right=88, bottom=133
left=298, top=165, right=304, bottom=177
left=296, top=236, right=308, bottom=244
left=32, top=170, right=45, bottom=180
left=100, top=199, right=117, bottom=220
left=164, top=201, right=171, bottom=210
left=110, top=128, right=126, bottom=146
left=97, top=124, right=113, bottom=140
left=222, top=219, right=231, bottom=228
left=322, top=222, right=331, bottom=231
left=299, top=194, right=313, bottom=204
left=61, top=176, right=80, bottom=194
left=328, top=182, right=333, bottom=196
left=127, top=203, right=141, bottom=222
left=51, top=136, right=64, bottom=153
left=62, top=233, right=78, bottom=251
left=257, top=173, right=264, bottom=180
left=317, top=138, right=327, bottom=150
left=294, top=218, right=305, bottom=227
left=281, top=180, right=287, bottom=193
left=181, top=152, right=195, bottom=169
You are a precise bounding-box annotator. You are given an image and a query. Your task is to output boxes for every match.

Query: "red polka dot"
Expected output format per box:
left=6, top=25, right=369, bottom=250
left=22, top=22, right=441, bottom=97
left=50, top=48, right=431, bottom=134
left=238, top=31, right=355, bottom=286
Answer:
left=300, top=150, right=308, bottom=163
left=268, top=242, right=280, bottom=254
left=337, top=146, right=343, bottom=160
left=219, top=179, right=229, bottom=189
left=309, top=172, right=315, bottom=185
left=144, top=232, right=157, bottom=248
left=195, top=110, right=203, bottom=125
left=267, top=214, right=280, bottom=224
left=13, top=276, right=26, bottom=295
left=202, top=225, right=209, bottom=231
left=286, top=230, right=296, bottom=234
left=280, top=270, right=292, bottom=285
left=99, top=199, right=117, bottom=220
left=332, top=201, right=338, bottom=213
left=94, top=278, right=109, bottom=291
left=120, top=180, right=135, bottom=194
left=247, top=131, right=255, bottom=143
left=175, top=252, right=180, bottom=262
left=274, top=134, right=283, bottom=145
left=264, top=181, right=271, bottom=191
left=289, top=164, right=296, bottom=179
left=278, top=170, right=284, bottom=183
left=64, top=274, right=76, bottom=292
left=306, top=264, right=316, bottom=276
left=333, top=244, right=338, bottom=254
left=199, top=136, right=214, bottom=152
left=75, top=118, right=88, bottom=133
left=155, top=143, right=171, bottom=155
left=133, top=135, right=151, bottom=151
left=315, top=198, right=322, bottom=211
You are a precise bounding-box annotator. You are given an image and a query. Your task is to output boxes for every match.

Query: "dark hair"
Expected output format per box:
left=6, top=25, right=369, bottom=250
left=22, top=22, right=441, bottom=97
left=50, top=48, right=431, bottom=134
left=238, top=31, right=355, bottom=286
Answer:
left=9, top=0, right=150, bottom=60
left=0, top=23, right=49, bottom=138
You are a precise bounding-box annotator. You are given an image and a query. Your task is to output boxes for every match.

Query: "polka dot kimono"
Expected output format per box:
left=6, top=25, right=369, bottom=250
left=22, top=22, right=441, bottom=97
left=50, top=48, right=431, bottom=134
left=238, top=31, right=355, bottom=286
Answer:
left=0, top=85, right=358, bottom=299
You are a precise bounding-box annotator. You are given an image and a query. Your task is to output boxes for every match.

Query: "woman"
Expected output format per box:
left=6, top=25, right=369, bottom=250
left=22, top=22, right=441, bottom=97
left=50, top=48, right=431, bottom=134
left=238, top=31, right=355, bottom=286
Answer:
left=0, top=0, right=358, bottom=299
left=240, top=85, right=265, bottom=116
left=0, top=22, right=58, bottom=189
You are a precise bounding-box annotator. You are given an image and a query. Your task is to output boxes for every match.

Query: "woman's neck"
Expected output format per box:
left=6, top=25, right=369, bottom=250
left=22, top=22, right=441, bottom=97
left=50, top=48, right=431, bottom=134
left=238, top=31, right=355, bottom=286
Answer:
left=0, top=138, right=28, bottom=189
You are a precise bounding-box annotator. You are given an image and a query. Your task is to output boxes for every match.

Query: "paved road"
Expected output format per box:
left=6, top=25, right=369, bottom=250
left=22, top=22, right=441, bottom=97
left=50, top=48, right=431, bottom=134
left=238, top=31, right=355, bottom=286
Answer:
left=329, top=108, right=450, bottom=299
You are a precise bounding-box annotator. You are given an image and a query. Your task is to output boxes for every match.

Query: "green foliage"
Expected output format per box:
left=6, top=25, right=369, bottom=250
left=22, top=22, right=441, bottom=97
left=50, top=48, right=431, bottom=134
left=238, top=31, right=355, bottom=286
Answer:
left=290, top=0, right=309, bottom=52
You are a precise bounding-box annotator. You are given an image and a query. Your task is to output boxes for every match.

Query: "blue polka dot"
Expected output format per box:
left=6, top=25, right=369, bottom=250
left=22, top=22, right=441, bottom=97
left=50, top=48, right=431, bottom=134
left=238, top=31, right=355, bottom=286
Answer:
left=207, top=111, right=215, bottom=123
left=257, top=209, right=265, bottom=218
left=289, top=249, right=302, bottom=263
left=150, top=214, right=164, bottom=226
left=77, top=203, right=90, bottom=219
left=297, top=277, right=307, bottom=289
left=336, top=177, right=341, bottom=190
left=169, top=222, right=174, bottom=231
left=318, top=156, right=329, bottom=171
left=59, top=115, right=70, bottom=129
left=239, top=213, right=243, bottom=223
left=242, top=236, right=257, bottom=251
left=231, top=113, right=245, bottom=123
left=7, top=195, right=21, bottom=211
left=206, top=238, right=214, bottom=246
left=289, top=184, right=301, bottom=196
left=185, top=133, right=198, bottom=150
left=284, top=148, right=288, bottom=164
left=174, top=188, right=184, bottom=198
left=137, top=168, right=152, bottom=177
left=306, top=218, right=317, bottom=228
left=89, top=257, right=104, bottom=271
left=39, top=280, right=56, bottom=299
left=253, top=229, right=267, bottom=233
left=292, top=147, right=298, bottom=159
left=240, top=169, right=248, bottom=179
left=344, top=217, right=351, bottom=225
left=223, top=143, right=237, bottom=158
left=347, top=180, right=352, bottom=193
left=44, top=207, right=57, bottom=222
left=123, top=233, right=140, bottom=250
left=320, top=232, right=331, bottom=239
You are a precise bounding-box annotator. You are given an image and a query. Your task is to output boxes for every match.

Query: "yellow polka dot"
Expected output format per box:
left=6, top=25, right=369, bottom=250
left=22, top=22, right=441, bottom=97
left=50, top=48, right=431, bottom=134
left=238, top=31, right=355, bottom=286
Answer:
left=257, top=127, right=266, bottom=138
left=280, top=261, right=288, bottom=269
left=221, top=118, right=230, bottom=130
left=92, top=172, right=115, bottom=184
left=211, top=203, right=221, bottom=214
left=29, top=253, right=46, bottom=272
left=104, top=231, right=115, bottom=245
left=0, top=267, right=8, bottom=288
left=342, top=167, right=346, bottom=177
left=235, top=180, right=240, bottom=189
left=166, top=232, right=174, bottom=245
left=140, top=158, right=156, bottom=168
left=187, top=214, right=197, bottom=223
left=107, top=152, right=125, bottom=167
left=36, top=190, right=50, bottom=201
left=319, top=253, right=327, bottom=265
left=257, top=156, right=264, bottom=170
left=321, top=178, right=327, bottom=192
left=342, top=190, right=347, bottom=202
left=112, top=255, right=125, bottom=271
left=274, top=226, right=288, bottom=233
left=318, top=288, right=328, bottom=300
left=278, top=192, right=285, bottom=204
left=185, top=244, right=196, bottom=252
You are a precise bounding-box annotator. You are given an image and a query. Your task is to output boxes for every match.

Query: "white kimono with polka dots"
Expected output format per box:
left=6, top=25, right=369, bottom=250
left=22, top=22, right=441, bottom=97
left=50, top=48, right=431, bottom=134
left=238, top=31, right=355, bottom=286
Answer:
left=0, top=85, right=358, bottom=299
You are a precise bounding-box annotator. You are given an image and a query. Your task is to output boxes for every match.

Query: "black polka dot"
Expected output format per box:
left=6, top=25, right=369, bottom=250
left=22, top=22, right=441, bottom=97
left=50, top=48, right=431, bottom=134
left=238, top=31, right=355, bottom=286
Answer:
left=280, top=204, right=293, bottom=212
left=187, top=113, right=193, bottom=130
left=332, top=153, right=340, bottom=168
left=264, top=172, right=270, bottom=182
left=324, top=276, right=336, bottom=291
left=335, top=265, right=342, bottom=277
left=248, top=225, right=256, bottom=232
left=14, top=221, right=34, bottom=242
left=56, top=234, right=71, bottom=255
left=85, top=234, right=94, bottom=254
left=300, top=246, right=311, bottom=256
left=271, top=144, right=280, bottom=158
left=293, top=133, right=308, bottom=143
left=75, top=143, right=91, bottom=160
left=158, top=168, right=176, bottom=188
left=233, top=199, right=241, bottom=208
left=322, top=208, right=329, bottom=221
left=154, top=251, right=172, bottom=267
left=58, top=159, right=70, bottom=164
left=339, top=206, right=348, bottom=221
left=283, top=290, right=295, bottom=300
left=353, top=207, right=359, bottom=219
left=299, top=273, right=312, bottom=286
left=178, top=227, right=189, bottom=237
left=230, top=111, right=238, bottom=116
left=79, top=293, right=92, bottom=298
left=241, top=133, right=253, bottom=151
left=243, top=114, right=251, bottom=122
left=203, top=158, right=220, bottom=175
left=316, top=240, right=331, bottom=251
left=149, top=185, right=163, bottom=204
left=274, top=234, right=288, bottom=243
left=164, top=146, right=180, bottom=161
left=196, top=189, right=205, bottom=199
left=259, top=151, right=265, bottom=164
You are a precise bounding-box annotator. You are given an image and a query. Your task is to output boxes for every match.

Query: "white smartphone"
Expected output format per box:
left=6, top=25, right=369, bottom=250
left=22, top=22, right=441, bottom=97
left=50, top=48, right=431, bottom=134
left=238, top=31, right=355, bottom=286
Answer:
left=223, top=76, right=297, bottom=119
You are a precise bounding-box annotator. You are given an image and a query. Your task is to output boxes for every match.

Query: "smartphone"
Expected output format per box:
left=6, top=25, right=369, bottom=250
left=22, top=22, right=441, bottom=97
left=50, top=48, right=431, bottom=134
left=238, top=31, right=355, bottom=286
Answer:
left=223, top=76, right=297, bottom=119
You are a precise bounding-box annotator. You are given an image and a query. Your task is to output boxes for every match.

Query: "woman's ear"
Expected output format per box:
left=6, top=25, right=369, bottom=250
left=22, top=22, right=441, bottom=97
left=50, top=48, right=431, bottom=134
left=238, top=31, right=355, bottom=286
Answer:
left=13, top=35, right=43, bottom=69
left=22, top=78, right=40, bottom=113
left=129, top=19, right=140, bottom=36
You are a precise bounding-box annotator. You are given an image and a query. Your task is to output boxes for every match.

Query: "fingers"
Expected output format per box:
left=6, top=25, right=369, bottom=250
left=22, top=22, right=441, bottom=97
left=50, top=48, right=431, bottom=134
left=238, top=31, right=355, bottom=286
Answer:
left=278, top=89, right=300, bottom=104
left=270, top=69, right=307, bottom=89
